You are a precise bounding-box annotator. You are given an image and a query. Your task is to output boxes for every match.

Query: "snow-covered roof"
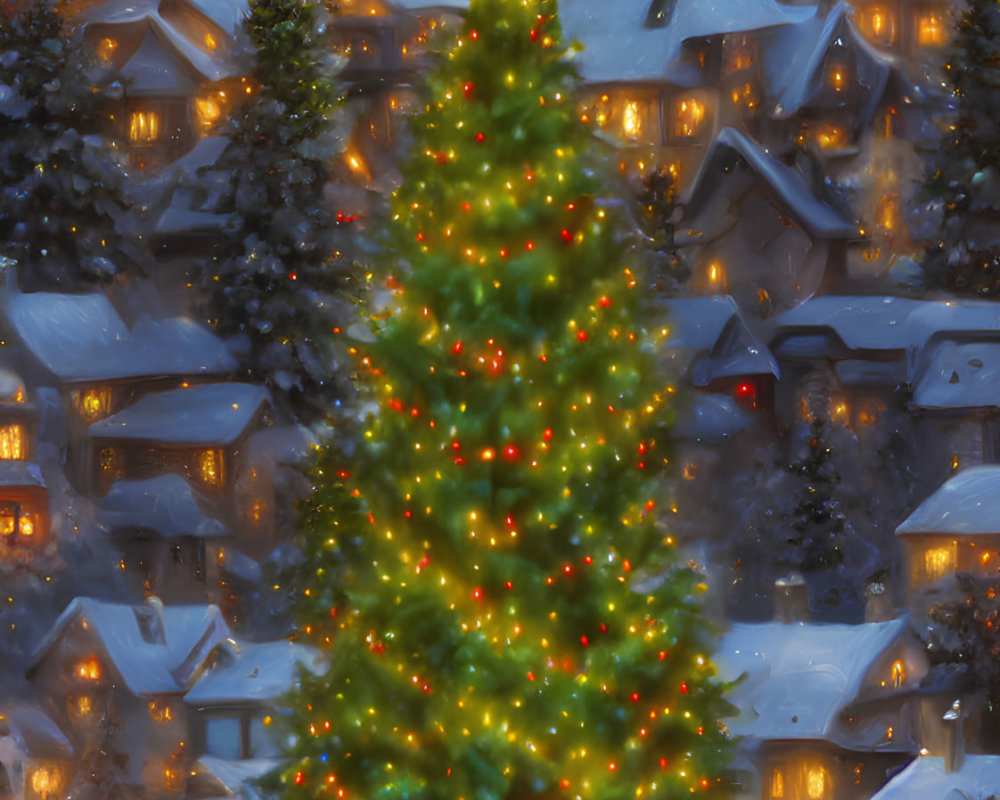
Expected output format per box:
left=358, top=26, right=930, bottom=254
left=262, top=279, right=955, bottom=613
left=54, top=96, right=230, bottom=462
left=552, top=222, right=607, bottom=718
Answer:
left=119, top=26, right=201, bottom=95
left=657, top=295, right=779, bottom=383
left=764, top=2, right=891, bottom=121
left=561, top=0, right=816, bottom=84
left=99, top=474, right=228, bottom=538
left=0, top=369, right=27, bottom=402
left=715, top=618, right=910, bottom=742
left=167, top=135, right=230, bottom=175
left=185, top=640, right=323, bottom=705
left=90, top=383, right=269, bottom=446
left=2, top=292, right=236, bottom=384
left=912, top=339, right=1000, bottom=411
left=188, top=756, right=281, bottom=800
left=2, top=706, right=72, bottom=759
left=153, top=188, right=232, bottom=235
left=896, top=465, right=1000, bottom=537
left=391, top=0, right=468, bottom=10
left=772, top=296, right=925, bottom=352
left=870, top=755, right=1000, bottom=800
left=672, top=392, right=752, bottom=442
left=29, top=597, right=230, bottom=696
left=0, top=461, right=46, bottom=489
left=683, top=128, right=857, bottom=239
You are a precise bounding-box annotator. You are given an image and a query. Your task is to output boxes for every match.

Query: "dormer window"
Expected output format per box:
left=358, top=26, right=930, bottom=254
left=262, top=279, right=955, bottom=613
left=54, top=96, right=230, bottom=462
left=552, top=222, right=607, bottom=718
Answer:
left=891, top=659, right=905, bottom=688
left=859, top=7, right=896, bottom=46
left=917, top=11, right=948, bottom=47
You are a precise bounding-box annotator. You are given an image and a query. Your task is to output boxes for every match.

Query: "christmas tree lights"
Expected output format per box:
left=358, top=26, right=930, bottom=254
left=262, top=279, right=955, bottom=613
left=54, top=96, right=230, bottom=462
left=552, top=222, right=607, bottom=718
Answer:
left=281, top=1, right=733, bottom=797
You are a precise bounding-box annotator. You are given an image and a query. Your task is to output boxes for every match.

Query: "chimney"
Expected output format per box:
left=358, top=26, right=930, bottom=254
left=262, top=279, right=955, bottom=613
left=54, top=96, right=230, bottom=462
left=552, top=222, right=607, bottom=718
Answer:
left=943, top=700, right=964, bottom=775
left=865, top=580, right=894, bottom=623
left=774, top=573, right=809, bottom=623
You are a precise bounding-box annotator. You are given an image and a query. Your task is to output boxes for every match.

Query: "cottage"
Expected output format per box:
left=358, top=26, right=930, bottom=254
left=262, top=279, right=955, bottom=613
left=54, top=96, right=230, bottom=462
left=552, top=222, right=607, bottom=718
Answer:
left=98, top=473, right=229, bottom=603
left=0, top=706, right=73, bottom=800
left=88, top=383, right=278, bottom=554
left=716, top=617, right=929, bottom=800
left=678, top=128, right=857, bottom=314
left=896, top=465, right=1000, bottom=607
left=26, top=596, right=230, bottom=798
left=561, top=0, right=816, bottom=181
left=69, top=0, right=249, bottom=164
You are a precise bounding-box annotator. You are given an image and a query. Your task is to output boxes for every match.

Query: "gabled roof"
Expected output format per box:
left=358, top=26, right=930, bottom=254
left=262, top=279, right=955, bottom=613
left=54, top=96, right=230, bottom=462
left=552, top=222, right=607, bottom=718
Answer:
left=188, top=756, right=281, bottom=800
left=897, top=465, right=1000, bottom=537
left=716, top=618, right=911, bottom=743
left=99, top=474, right=228, bottom=538
left=2, top=706, right=72, bottom=759
left=763, top=2, right=892, bottom=122
left=561, top=0, right=815, bottom=83
left=912, top=339, right=1000, bottom=411
left=772, top=295, right=925, bottom=352
left=657, top=295, right=779, bottom=384
left=672, top=392, right=752, bottom=442
left=119, top=25, right=202, bottom=95
left=870, top=754, right=1000, bottom=800
left=683, top=128, right=857, bottom=239
left=0, top=461, right=46, bottom=489
left=28, top=597, right=230, bottom=696
left=2, top=291, right=236, bottom=384
left=184, top=640, right=323, bottom=705
left=90, top=383, right=269, bottom=446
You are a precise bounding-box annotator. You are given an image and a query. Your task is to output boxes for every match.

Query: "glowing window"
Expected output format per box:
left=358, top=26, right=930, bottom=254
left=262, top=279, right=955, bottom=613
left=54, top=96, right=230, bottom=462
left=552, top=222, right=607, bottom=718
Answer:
left=723, top=35, right=755, bottom=73
left=771, top=767, right=785, bottom=798
left=924, top=545, right=956, bottom=582
left=827, top=62, right=848, bottom=92
left=0, top=425, right=25, bottom=460
left=28, top=765, right=63, bottom=800
left=148, top=700, right=174, bottom=723
left=674, top=97, right=705, bottom=138
left=917, top=12, right=948, bottom=47
left=199, top=449, right=221, bottom=486
left=77, top=387, right=111, bottom=421
left=97, top=37, right=117, bottom=62
left=68, top=694, right=93, bottom=721
left=76, top=656, right=101, bottom=682
left=622, top=101, right=641, bottom=139
left=815, top=124, right=847, bottom=150
left=99, top=447, right=119, bottom=473
left=195, top=96, right=223, bottom=131
left=128, top=110, right=161, bottom=144
left=860, top=7, right=895, bottom=45
left=706, top=261, right=727, bottom=290
left=249, top=498, right=266, bottom=525
left=878, top=194, right=899, bottom=232
left=806, top=765, right=828, bottom=799
left=204, top=32, right=217, bottom=50
left=891, top=659, right=905, bottom=688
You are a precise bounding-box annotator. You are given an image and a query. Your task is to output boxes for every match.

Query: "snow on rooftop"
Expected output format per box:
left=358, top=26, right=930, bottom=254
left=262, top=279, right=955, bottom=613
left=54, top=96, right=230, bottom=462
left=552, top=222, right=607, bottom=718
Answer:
left=773, top=296, right=925, bottom=352
left=672, top=392, right=752, bottom=442
left=90, top=383, right=268, bottom=446
left=683, top=128, right=856, bottom=239
left=184, top=640, right=323, bottom=705
left=561, top=0, right=815, bottom=83
left=2, top=706, right=72, bottom=760
left=897, top=465, right=1000, bottom=537
left=119, top=26, right=201, bottom=95
left=29, top=597, right=230, bottom=696
left=189, top=756, right=281, bottom=799
left=716, top=618, right=909, bottom=742
left=99, top=474, right=228, bottom=539
left=0, top=462, right=45, bottom=489
left=912, top=340, right=1000, bottom=411
left=870, top=754, right=1000, bottom=800
left=3, top=292, right=235, bottom=383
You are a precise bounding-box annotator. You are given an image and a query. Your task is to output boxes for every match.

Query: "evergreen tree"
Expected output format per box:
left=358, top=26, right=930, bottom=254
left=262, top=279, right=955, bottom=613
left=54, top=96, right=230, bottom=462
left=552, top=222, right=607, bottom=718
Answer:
left=277, top=1, right=733, bottom=798
left=637, top=165, right=689, bottom=293
left=202, top=0, right=357, bottom=424
left=922, top=2, right=1000, bottom=295
left=0, top=0, right=146, bottom=289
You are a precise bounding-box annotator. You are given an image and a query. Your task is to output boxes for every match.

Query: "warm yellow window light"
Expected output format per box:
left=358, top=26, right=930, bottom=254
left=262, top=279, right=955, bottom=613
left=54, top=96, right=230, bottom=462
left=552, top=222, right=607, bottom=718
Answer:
left=129, top=110, right=161, bottom=144
left=73, top=694, right=93, bottom=719
left=828, top=63, right=847, bottom=92
left=148, top=700, right=174, bottom=723
left=861, top=8, right=895, bottom=45
left=924, top=545, right=955, bottom=582
left=97, top=37, right=117, bottom=62
left=200, top=449, right=221, bottom=486
left=891, top=659, right=905, bottom=688
left=29, top=766, right=64, bottom=800
left=622, top=101, right=641, bottom=138
left=204, top=32, right=217, bottom=51
left=806, top=765, right=828, bottom=799
left=195, top=96, right=223, bottom=131
left=878, top=194, right=899, bottom=232
left=0, top=424, right=25, bottom=460
left=76, top=656, right=102, bottom=681
left=674, top=97, right=705, bottom=137
left=771, top=767, right=785, bottom=798
left=917, top=12, right=948, bottom=47
left=707, top=261, right=727, bottom=290
left=18, top=515, right=33, bottom=538
left=78, top=387, right=111, bottom=421
left=815, top=124, right=847, bottom=150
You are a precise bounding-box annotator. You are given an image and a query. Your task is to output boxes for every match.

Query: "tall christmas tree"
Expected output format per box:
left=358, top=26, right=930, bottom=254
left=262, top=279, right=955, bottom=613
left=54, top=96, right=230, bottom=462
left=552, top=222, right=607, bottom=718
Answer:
left=0, top=0, right=147, bottom=289
left=279, top=1, right=732, bottom=797
left=922, top=1, right=1000, bottom=295
left=201, top=0, right=356, bottom=423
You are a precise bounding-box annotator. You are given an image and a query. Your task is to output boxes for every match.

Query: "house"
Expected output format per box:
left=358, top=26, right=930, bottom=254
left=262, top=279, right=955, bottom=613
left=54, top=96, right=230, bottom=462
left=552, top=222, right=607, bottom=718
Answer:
left=0, top=706, right=73, bottom=800
left=561, top=0, right=817, bottom=181
left=716, top=617, right=929, bottom=800
left=87, top=383, right=279, bottom=555
left=68, top=0, right=250, bottom=164
left=677, top=128, right=857, bottom=313
left=97, top=473, right=229, bottom=603
left=895, top=465, right=1000, bottom=609
left=26, top=596, right=230, bottom=798
left=184, top=638, right=322, bottom=763
left=849, top=0, right=954, bottom=62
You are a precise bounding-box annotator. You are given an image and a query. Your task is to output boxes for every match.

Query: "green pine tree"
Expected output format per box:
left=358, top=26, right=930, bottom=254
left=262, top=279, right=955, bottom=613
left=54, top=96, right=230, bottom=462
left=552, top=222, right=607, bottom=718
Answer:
left=277, top=1, right=733, bottom=798
left=0, top=0, right=147, bottom=289
left=922, top=2, right=1000, bottom=295
left=202, top=0, right=358, bottom=424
